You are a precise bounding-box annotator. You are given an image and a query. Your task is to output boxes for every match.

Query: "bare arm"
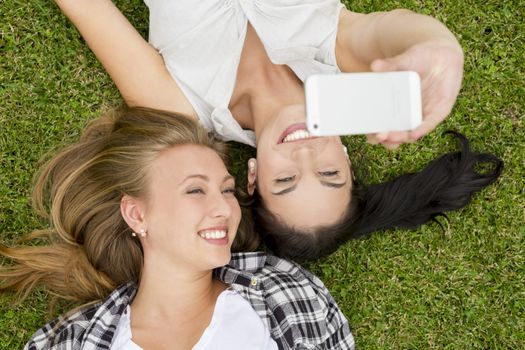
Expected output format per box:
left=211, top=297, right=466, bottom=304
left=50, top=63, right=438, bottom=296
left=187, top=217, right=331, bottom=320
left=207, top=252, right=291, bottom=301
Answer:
left=54, top=0, right=196, bottom=117
left=336, top=9, right=464, bottom=147
left=336, top=9, right=462, bottom=71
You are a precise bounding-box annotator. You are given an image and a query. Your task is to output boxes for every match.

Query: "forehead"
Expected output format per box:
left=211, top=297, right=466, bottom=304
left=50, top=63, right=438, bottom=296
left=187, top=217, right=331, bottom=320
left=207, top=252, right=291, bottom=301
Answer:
left=150, top=145, right=227, bottom=181
left=262, top=180, right=352, bottom=228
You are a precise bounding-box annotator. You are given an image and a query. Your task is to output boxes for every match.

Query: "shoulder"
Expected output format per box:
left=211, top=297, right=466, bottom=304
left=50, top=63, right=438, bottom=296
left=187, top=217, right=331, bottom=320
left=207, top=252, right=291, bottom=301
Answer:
left=220, top=253, right=354, bottom=349
left=24, top=283, right=136, bottom=350
left=263, top=255, right=355, bottom=349
left=239, top=253, right=355, bottom=349
left=261, top=254, right=328, bottom=292
left=227, top=252, right=337, bottom=319
left=24, top=303, right=99, bottom=349
left=225, top=252, right=329, bottom=294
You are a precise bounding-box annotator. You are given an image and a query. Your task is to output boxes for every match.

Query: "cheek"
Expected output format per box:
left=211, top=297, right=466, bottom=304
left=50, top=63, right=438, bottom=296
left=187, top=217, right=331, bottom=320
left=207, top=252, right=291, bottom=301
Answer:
left=159, top=199, right=201, bottom=227
left=231, top=200, right=242, bottom=224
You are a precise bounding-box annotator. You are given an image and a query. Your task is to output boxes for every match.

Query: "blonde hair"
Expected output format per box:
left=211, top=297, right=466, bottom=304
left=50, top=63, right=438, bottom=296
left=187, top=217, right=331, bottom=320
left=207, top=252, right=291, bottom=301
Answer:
left=0, top=107, right=259, bottom=303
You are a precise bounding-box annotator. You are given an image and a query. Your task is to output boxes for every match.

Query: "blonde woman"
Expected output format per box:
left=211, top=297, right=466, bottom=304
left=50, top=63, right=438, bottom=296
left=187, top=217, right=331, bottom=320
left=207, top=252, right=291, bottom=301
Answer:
left=0, top=107, right=354, bottom=349
left=48, top=0, right=502, bottom=262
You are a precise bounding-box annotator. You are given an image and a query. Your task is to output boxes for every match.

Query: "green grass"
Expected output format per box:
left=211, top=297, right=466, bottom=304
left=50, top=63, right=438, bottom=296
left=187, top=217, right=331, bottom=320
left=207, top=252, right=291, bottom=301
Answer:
left=1, top=0, right=524, bottom=348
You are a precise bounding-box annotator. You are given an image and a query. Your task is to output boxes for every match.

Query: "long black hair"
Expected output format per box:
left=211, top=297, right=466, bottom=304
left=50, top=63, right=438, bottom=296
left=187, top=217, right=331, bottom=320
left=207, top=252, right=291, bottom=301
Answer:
left=252, top=132, right=503, bottom=261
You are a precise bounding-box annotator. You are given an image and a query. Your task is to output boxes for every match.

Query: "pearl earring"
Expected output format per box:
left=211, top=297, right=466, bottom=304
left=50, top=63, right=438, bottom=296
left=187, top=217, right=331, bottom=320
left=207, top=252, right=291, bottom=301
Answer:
left=132, top=228, right=147, bottom=237
left=248, top=159, right=256, bottom=173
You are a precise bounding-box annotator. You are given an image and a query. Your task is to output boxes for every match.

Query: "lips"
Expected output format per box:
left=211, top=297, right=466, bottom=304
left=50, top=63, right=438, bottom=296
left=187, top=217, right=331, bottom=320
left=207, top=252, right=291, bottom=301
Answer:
left=277, top=123, right=315, bottom=144
left=198, top=227, right=229, bottom=246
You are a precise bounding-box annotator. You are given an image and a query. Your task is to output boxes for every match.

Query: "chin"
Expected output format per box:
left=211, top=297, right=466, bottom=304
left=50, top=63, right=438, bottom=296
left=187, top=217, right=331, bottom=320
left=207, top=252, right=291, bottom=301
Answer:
left=209, top=251, right=232, bottom=269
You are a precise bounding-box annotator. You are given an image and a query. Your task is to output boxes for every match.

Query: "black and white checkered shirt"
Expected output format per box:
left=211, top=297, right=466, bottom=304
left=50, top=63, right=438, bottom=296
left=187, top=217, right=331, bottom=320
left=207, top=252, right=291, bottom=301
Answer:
left=25, top=252, right=355, bottom=349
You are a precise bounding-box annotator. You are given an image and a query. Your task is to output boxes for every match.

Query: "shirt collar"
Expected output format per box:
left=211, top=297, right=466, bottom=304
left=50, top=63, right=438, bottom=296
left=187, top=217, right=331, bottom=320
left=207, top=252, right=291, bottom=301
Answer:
left=227, top=252, right=268, bottom=272
left=212, top=252, right=268, bottom=290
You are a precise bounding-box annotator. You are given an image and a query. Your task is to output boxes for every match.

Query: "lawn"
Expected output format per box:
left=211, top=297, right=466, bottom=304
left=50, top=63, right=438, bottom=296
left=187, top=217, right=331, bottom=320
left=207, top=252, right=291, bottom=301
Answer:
left=1, top=0, right=524, bottom=348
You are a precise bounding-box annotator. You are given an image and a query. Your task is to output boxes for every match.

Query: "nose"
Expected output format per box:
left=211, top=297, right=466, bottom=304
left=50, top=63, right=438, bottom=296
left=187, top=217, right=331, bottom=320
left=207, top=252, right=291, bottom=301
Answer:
left=208, top=192, right=233, bottom=219
left=289, top=137, right=330, bottom=159
left=291, top=143, right=317, bottom=161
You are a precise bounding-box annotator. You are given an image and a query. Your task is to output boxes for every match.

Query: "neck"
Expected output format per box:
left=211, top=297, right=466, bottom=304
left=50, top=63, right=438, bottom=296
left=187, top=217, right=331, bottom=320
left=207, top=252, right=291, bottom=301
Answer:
left=251, top=89, right=305, bottom=142
left=130, top=259, right=225, bottom=326
left=232, top=24, right=304, bottom=140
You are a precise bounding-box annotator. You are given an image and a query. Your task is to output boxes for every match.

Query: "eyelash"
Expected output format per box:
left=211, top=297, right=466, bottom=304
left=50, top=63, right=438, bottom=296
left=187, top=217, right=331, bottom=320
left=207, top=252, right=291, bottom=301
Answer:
left=186, top=188, right=236, bottom=195
left=223, top=188, right=237, bottom=194
left=319, top=170, right=339, bottom=177
left=276, top=175, right=296, bottom=183
left=187, top=188, right=204, bottom=194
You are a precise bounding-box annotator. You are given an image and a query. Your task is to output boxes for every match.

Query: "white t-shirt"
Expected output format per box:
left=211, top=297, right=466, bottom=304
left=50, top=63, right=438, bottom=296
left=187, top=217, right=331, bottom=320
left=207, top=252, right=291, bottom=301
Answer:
left=110, top=289, right=278, bottom=350
left=144, top=0, right=345, bottom=146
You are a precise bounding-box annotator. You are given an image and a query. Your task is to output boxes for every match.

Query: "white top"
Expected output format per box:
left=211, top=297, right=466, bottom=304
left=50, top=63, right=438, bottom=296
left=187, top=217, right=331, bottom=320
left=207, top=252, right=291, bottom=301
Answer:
left=110, top=289, right=278, bottom=350
left=144, top=0, right=345, bottom=146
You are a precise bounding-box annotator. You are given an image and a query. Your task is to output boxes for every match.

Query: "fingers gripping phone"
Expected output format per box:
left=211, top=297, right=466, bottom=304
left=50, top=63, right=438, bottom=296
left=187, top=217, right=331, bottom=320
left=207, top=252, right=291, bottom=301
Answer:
left=305, top=72, right=422, bottom=136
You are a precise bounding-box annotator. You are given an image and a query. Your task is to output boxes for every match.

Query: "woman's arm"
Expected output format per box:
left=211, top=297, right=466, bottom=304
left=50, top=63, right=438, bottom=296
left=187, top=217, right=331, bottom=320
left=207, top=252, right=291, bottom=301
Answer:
left=54, top=0, right=196, bottom=117
left=336, top=9, right=464, bottom=148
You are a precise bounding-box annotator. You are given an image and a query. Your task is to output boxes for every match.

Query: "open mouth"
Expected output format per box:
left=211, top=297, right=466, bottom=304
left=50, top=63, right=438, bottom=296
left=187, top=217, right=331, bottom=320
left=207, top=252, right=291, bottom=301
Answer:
left=277, top=123, right=316, bottom=144
left=198, top=228, right=229, bottom=245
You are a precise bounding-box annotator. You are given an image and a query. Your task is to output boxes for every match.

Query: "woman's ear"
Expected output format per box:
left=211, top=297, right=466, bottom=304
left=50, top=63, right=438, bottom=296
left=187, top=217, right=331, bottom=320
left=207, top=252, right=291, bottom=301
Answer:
left=120, top=195, right=146, bottom=234
left=246, top=158, right=257, bottom=196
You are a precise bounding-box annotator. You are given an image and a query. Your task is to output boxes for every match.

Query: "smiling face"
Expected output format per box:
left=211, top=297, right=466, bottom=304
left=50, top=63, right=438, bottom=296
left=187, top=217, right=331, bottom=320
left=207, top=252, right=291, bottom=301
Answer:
left=140, top=144, right=241, bottom=272
left=255, top=104, right=353, bottom=229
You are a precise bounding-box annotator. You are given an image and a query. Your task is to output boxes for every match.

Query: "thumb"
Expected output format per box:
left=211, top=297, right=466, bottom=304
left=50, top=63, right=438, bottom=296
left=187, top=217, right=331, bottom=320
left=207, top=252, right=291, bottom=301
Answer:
left=370, top=58, right=398, bottom=72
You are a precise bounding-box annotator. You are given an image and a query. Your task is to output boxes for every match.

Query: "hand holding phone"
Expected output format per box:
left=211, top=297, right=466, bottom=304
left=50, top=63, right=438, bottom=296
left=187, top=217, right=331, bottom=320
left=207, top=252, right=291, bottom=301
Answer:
left=305, top=72, right=422, bottom=136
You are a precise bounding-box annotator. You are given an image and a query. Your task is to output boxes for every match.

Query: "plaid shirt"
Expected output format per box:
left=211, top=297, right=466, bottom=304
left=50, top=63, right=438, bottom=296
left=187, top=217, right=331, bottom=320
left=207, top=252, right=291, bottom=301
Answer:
left=25, top=252, right=354, bottom=350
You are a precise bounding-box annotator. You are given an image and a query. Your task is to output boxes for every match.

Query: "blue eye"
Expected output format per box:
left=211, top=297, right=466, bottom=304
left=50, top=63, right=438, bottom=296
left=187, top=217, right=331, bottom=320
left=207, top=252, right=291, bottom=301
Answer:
left=319, top=171, right=339, bottom=177
left=276, top=175, right=296, bottom=183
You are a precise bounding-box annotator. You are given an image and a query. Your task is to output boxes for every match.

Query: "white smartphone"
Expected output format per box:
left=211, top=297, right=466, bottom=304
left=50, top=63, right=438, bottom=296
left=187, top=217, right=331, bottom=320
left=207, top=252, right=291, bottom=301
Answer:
left=305, top=71, right=422, bottom=136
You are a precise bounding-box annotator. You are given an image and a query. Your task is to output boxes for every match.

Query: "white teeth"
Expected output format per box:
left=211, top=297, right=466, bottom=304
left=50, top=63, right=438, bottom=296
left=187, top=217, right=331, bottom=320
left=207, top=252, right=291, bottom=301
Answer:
left=283, top=129, right=311, bottom=143
left=199, top=230, right=227, bottom=240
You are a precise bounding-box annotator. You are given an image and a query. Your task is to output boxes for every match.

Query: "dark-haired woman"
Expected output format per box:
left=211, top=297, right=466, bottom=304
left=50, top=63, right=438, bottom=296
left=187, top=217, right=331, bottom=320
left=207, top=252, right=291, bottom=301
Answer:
left=253, top=131, right=503, bottom=260
left=1, top=107, right=354, bottom=349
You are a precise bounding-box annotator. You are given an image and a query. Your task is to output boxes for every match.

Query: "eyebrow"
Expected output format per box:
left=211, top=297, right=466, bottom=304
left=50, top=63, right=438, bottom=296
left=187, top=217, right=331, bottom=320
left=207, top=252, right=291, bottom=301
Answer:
left=272, top=184, right=297, bottom=196
left=180, top=174, right=234, bottom=185
left=320, top=180, right=347, bottom=189
left=271, top=181, right=347, bottom=196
